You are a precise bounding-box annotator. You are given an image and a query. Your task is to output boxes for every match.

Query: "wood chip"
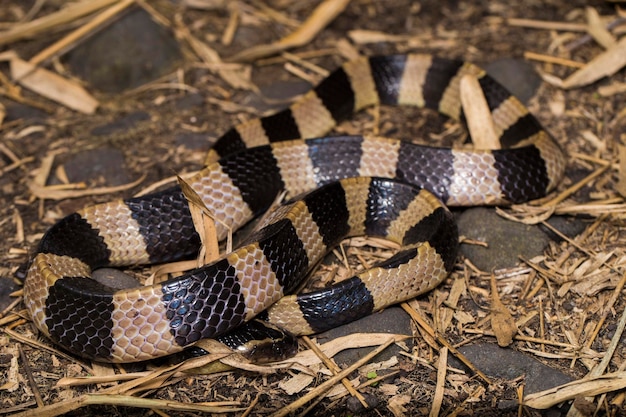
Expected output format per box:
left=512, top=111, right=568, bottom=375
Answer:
left=460, top=74, right=500, bottom=150
left=10, top=57, right=98, bottom=114
left=524, top=371, right=626, bottom=409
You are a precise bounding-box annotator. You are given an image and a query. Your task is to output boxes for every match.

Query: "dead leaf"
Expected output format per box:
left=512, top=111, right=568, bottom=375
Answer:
left=0, top=0, right=118, bottom=46
left=562, top=36, right=626, bottom=89
left=388, top=394, right=411, bottom=417
left=228, top=0, right=350, bottom=62
left=429, top=346, right=447, bottom=417
left=524, top=371, right=626, bottom=409
left=10, top=57, right=98, bottom=114
left=490, top=274, right=517, bottom=347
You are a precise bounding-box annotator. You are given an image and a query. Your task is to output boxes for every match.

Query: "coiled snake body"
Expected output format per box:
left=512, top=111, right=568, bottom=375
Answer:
left=23, top=54, right=565, bottom=363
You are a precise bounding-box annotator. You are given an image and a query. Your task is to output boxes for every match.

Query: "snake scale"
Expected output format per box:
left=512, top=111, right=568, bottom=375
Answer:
left=23, top=54, right=566, bottom=363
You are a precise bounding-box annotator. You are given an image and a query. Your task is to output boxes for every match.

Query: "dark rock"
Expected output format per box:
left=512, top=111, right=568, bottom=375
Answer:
left=540, top=215, right=588, bottom=242
left=457, top=207, right=550, bottom=271
left=486, top=58, right=543, bottom=104
left=174, top=93, right=205, bottom=111
left=65, top=8, right=181, bottom=93
left=2, top=101, right=48, bottom=122
left=247, top=80, right=312, bottom=113
left=314, top=307, right=413, bottom=365
left=175, top=132, right=213, bottom=150
left=62, top=147, right=131, bottom=186
left=0, top=277, right=19, bottom=312
left=449, top=342, right=573, bottom=394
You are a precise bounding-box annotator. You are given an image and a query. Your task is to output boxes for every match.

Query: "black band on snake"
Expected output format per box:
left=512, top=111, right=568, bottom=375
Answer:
left=23, top=54, right=565, bottom=363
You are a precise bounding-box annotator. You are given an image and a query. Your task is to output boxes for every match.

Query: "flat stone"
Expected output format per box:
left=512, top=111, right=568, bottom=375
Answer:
left=450, top=342, right=573, bottom=395
left=65, top=8, right=181, bottom=93
left=457, top=207, right=550, bottom=271
left=175, top=132, right=213, bottom=150
left=2, top=101, right=48, bottom=122
left=486, top=58, right=543, bottom=104
left=0, top=277, right=19, bottom=312
left=62, top=147, right=131, bottom=186
left=541, top=215, right=588, bottom=242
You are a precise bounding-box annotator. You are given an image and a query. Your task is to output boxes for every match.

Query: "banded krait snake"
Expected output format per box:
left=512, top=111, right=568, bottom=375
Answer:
left=23, top=54, right=565, bottom=363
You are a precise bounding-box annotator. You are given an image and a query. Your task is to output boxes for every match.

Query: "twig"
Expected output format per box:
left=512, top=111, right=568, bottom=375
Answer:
left=523, top=51, right=585, bottom=68
left=0, top=0, right=120, bottom=46
left=271, top=337, right=396, bottom=417
left=400, top=302, right=492, bottom=384
left=429, top=346, right=447, bottom=417
left=18, top=345, right=44, bottom=408
left=565, top=15, right=626, bottom=51
left=228, top=0, right=350, bottom=62
left=301, top=336, right=368, bottom=409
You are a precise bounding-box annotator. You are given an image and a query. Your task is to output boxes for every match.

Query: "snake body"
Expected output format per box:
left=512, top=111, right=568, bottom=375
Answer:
left=23, top=54, right=565, bottom=363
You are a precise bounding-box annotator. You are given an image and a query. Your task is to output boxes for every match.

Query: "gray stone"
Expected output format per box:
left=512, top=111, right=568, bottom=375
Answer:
left=486, top=58, right=543, bottom=104
left=62, top=147, right=131, bottom=186
left=450, top=342, right=572, bottom=395
left=457, top=207, right=550, bottom=271
left=66, top=8, right=181, bottom=93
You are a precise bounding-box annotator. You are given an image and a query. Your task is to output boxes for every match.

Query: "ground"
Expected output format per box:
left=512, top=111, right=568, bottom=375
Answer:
left=1, top=0, right=626, bottom=416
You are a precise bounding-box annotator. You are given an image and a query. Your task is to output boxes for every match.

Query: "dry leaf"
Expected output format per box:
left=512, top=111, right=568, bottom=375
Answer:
left=0, top=0, right=118, bottom=46
left=10, top=57, right=98, bottom=114
left=598, top=82, right=626, bottom=96
left=490, top=274, right=517, bottom=347
left=228, top=0, right=350, bottom=62
left=562, top=36, right=626, bottom=89
left=388, top=394, right=411, bottom=417
left=348, top=29, right=412, bottom=44
left=0, top=346, right=19, bottom=392
left=279, top=372, right=315, bottom=395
